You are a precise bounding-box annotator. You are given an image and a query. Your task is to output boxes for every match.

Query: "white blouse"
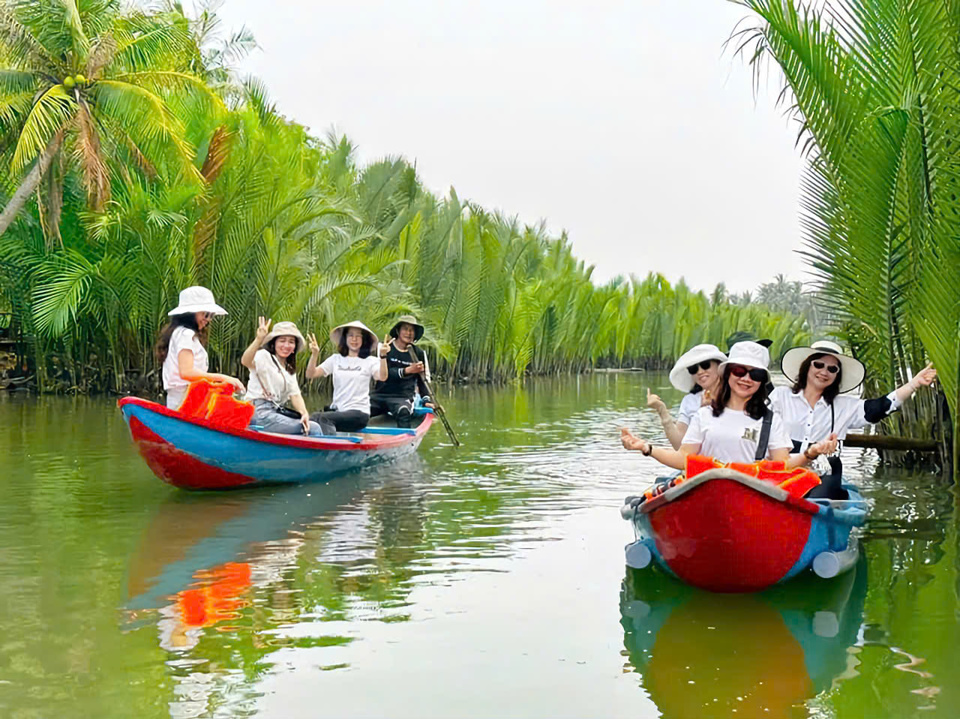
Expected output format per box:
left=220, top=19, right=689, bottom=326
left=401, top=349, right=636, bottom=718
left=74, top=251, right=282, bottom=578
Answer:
left=162, top=326, right=208, bottom=410
left=768, top=385, right=901, bottom=450
left=246, top=349, right=301, bottom=405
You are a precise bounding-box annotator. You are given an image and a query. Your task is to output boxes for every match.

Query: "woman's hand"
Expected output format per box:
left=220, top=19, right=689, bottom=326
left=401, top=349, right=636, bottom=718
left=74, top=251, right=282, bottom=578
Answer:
left=405, top=361, right=425, bottom=375
left=300, top=412, right=311, bottom=435
left=308, top=332, right=320, bottom=355
left=256, top=316, right=272, bottom=342
left=912, top=363, right=937, bottom=389
left=225, top=375, right=245, bottom=393
left=810, top=432, right=839, bottom=459
left=620, top=427, right=649, bottom=453
left=379, top=337, right=394, bottom=358
left=646, top=388, right=666, bottom=414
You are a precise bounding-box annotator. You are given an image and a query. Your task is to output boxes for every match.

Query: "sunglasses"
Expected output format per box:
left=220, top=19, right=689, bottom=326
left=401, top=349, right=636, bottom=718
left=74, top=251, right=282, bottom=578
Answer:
left=728, top=364, right=767, bottom=382
left=687, top=360, right=717, bottom=375
left=812, top=360, right=840, bottom=374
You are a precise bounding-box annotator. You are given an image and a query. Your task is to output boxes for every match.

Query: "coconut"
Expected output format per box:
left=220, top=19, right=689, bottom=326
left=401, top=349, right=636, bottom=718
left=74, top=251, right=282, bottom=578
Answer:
left=75, top=73, right=86, bottom=85
left=63, top=76, right=75, bottom=89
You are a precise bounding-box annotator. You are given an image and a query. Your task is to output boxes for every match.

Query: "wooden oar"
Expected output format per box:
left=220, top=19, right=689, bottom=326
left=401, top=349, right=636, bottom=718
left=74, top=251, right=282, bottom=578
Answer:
left=407, top=344, right=460, bottom=447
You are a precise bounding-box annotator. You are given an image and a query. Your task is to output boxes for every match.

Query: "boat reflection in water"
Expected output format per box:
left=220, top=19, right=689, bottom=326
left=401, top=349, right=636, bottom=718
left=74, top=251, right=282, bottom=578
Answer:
left=620, top=558, right=867, bottom=718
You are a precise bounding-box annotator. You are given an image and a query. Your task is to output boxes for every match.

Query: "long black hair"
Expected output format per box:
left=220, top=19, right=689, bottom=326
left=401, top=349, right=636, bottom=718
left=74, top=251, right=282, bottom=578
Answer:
left=791, top=353, right=842, bottom=404
left=265, top=337, right=297, bottom=373
left=712, top=365, right=771, bottom=420
left=338, top=329, right=372, bottom=359
left=156, top=313, right=205, bottom=363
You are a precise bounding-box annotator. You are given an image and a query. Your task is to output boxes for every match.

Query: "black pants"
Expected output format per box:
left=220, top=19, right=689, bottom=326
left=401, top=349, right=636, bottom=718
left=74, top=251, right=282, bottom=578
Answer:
left=370, top=395, right=414, bottom=427
left=310, top=409, right=369, bottom=433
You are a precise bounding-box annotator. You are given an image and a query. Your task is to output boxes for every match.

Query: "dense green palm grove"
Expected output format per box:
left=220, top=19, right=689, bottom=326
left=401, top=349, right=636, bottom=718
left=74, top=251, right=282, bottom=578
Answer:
left=733, top=0, right=960, bottom=455
left=0, top=0, right=808, bottom=394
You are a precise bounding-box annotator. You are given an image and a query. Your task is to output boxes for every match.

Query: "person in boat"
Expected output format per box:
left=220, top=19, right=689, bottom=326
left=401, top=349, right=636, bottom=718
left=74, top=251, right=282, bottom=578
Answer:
left=306, top=321, right=389, bottom=432
left=646, top=344, right=727, bottom=449
left=156, top=286, right=244, bottom=410
left=621, top=341, right=837, bottom=469
left=773, top=340, right=937, bottom=492
left=369, top=315, right=435, bottom=427
left=240, top=318, right=325, bottom=436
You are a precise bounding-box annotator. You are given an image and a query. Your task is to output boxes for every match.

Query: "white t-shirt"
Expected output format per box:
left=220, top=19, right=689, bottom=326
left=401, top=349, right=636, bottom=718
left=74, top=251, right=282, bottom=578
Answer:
left=677, top=392, right=707, bottom=426
left=162, top=326, right=208, bottom=410
left=246, top=349, right=301, bottom=405
left=319, top=354, right=382, bottom=414
left=682, top=406, right=792, bottom=464
left=769, top=385, right=901, bottom=449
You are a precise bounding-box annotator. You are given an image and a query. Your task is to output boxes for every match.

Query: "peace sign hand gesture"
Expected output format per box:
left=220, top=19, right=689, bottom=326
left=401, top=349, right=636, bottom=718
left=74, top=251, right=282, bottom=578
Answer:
left=308, top=333, right=320, bottom=355
left=256, top=316, right=272, bottom=341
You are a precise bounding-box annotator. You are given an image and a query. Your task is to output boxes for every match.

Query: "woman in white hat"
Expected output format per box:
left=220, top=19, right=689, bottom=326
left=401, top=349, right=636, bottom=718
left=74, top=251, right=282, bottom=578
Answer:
left=240, top=317, right=325, bottom=436
left=646, top=344, right=727, bottom=449
left=622, top=342, right=837, bottom=469
left=306, top=321, right=389, bottom=432
left=156, top=286, right=244, bottom=410
left=773, top=340, right=937, bottom=456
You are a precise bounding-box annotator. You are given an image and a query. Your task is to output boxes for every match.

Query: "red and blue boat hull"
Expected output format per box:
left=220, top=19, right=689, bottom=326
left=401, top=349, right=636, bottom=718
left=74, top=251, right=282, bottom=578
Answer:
left=119, top=397, right=433, bottom=490
left=621, top=469, right=867, bottom=593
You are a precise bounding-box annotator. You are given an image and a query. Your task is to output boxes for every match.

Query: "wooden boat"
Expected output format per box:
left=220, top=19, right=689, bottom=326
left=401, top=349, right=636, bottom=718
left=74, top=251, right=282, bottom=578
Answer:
left=118, top=396, right=433, bottom=490
left=620, top=468, right=868, bottom=593
left=620, top=560, right=867, bottom=715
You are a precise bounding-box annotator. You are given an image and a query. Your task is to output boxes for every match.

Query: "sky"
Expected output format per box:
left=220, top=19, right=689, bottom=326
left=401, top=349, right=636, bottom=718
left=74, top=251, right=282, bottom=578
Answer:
left=217, top=0, right=806, bottom=294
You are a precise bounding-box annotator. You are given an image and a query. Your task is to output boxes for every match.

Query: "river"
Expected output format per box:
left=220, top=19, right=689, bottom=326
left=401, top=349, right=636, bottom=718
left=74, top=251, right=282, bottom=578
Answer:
left=0, top=373, right=957, bottom=718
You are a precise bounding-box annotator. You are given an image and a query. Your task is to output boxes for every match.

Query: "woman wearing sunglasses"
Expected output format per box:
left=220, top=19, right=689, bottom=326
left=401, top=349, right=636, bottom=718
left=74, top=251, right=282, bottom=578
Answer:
left=773, top=340, right=937, bottom=457
left=622, top=342, right=836, bottom=469
left=646, top=344, right=727, bottom=449
left=156, top=286, right=245, bottom=410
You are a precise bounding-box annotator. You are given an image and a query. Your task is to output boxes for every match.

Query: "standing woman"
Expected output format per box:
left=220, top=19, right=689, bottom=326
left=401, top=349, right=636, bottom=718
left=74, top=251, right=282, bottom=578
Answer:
left=306, top=321, right=388, bottom=432
left=156, top=286, right=244, bottom=410
left=646, top=344, right=727, bottom=449
left=773, top=340, right=937, bottom=455
left=241, top=317, right=324, bottom=436
left=622, top=342, right=837, bottom=469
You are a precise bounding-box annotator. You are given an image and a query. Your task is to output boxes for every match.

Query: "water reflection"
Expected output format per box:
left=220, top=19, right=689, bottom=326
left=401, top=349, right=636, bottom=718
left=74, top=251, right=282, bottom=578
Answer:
left=620, top=563, right=868, bottom=718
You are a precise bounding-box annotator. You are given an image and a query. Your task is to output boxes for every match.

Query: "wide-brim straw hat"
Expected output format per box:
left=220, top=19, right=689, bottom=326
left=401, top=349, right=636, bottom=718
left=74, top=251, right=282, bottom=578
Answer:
left=718, top=341, right=771, bottom=380
left=669, top=344, right=728, bottom=392
left=330, top=321, right=379, bottom=354
left=389, top=315, right=425, bottom=342
left=168, top=286, right=227, bottom=316
left=781, top=340, right=865, bottom=394
left=261, top=321, right=306, bottom=354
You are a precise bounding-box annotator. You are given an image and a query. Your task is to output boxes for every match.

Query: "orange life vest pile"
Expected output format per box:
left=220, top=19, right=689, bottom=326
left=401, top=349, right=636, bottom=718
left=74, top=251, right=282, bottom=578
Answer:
left=178, top=379, right=254, bottom=430
left=639, top=455, right=822, bottom=504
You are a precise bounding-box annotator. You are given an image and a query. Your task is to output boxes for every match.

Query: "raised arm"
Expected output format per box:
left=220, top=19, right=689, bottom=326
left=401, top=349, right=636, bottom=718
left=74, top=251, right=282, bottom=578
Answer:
left=241, top=317, right=271, bottom=370
left=620, top=427, right=691, bottom=471
left=647, top=389, right=687, bottom=450
left=305, top=333, right=327, bottom=379
left=894, top=363, right=937, bottom=403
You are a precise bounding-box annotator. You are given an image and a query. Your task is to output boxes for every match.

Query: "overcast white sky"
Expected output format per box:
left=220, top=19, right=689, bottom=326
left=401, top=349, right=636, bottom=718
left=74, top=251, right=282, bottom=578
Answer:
left=217, top=0, right=805, bottom=293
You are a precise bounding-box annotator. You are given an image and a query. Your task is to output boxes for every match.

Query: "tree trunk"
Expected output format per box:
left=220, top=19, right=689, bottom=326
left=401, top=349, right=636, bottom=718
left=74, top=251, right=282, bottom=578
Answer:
left=0, top=130, right=66, bottom=238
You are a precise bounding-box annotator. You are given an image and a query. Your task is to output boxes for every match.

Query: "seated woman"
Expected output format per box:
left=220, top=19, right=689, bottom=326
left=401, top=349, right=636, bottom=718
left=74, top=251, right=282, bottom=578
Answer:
left=621, top=341, right=837, bottom=470
left=306, top=321, right=388, bottom=432
left=646, top=344, right=727, bottom=449
left=241, top=317, right=324, bottom=436
left=773, top=340, right=937, bottom=495
left=156, top=286, right=244, bottom=410
left=774, top=340, right=937, bottom=453
left=370, top=315, right=435, bottom=427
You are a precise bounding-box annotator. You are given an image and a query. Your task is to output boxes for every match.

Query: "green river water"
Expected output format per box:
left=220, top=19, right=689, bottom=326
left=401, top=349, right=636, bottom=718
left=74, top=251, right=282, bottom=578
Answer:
left=0, top=373, right=957, bottom=718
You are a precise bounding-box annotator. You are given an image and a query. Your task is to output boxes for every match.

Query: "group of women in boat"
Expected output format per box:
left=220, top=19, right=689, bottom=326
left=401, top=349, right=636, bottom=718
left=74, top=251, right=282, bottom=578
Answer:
left=155, top=286, right=434, bottom=436
left=621, top=338, right=937, bottom=497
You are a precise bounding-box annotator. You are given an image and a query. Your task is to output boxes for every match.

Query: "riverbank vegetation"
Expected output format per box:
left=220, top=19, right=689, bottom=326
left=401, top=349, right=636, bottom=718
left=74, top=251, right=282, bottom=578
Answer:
left=734, top=0, right=960, bottom=463
left=0, top=0, right=808, bottom=394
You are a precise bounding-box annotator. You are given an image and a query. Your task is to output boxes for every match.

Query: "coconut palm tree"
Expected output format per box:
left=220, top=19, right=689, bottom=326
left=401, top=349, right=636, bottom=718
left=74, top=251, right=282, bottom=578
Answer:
left=0, top=0, right=217, bottom=241
left=731, top=0, right=960, bottom=459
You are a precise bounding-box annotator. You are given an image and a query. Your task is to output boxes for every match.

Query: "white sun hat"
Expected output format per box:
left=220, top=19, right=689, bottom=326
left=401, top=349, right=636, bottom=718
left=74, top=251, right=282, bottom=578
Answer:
left=669, top=344, right=728, bottom=392
left=781, top=340, right=865, bottom=394
left=330, top=321, right=379, bottom=354
left=261, top=321, right=306, bottom=354
left=167, top=286, right=227, bottom=316
left=718, top=341, right=771, bottom=379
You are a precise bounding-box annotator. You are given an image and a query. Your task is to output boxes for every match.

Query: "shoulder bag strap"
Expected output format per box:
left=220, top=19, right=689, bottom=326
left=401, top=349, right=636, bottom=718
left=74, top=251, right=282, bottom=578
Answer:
left=755, top=409, right=774, bottom=461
